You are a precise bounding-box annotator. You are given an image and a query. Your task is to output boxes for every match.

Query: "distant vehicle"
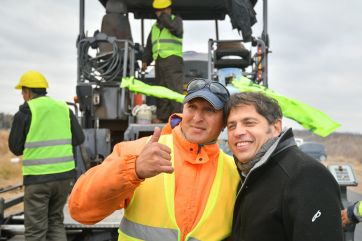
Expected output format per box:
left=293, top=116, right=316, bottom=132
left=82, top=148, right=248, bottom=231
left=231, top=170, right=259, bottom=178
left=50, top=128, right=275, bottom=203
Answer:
left=299, top=141, right=327, bottom=161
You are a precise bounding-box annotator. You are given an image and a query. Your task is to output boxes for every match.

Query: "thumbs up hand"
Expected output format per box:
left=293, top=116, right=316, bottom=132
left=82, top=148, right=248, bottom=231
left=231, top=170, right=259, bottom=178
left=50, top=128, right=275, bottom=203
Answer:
left=135, top=127, right=173, bottom=179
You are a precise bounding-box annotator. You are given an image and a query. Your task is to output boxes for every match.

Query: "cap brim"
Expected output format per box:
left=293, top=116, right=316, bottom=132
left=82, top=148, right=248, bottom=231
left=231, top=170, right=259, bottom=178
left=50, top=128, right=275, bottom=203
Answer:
left=184, top=89, right=224, bottom=110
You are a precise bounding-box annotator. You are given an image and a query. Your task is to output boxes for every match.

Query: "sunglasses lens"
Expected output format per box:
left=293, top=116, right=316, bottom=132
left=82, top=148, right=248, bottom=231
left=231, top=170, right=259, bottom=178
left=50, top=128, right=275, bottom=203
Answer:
left=209, top=83, right=230, bottom=97
left=187, top=79, right=207, bottom=92
left=186, top=78, right=230, bottom=102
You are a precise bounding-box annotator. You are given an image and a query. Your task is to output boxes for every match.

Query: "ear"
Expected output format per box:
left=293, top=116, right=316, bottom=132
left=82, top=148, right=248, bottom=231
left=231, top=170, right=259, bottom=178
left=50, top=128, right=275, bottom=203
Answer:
left=271, top=119, right=282, bottom=137
left=22, top=88, right=30, bottom=101
left=26, top=89, right=35, bottom=101
left=27, top=90, right=34, bottom=100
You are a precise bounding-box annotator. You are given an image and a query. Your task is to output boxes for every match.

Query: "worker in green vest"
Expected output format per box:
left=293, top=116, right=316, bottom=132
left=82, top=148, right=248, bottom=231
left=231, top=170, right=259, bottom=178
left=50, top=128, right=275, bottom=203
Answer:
left=142, top=0, right=184, bottom=123
left=342, top=201, right=362, bottom=226
left=8, top=70, right=84, bottom=241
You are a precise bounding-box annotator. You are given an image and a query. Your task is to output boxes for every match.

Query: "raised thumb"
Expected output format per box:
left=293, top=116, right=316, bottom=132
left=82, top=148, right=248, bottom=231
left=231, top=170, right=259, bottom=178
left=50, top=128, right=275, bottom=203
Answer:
left=149, top=127, right=161, bottom=143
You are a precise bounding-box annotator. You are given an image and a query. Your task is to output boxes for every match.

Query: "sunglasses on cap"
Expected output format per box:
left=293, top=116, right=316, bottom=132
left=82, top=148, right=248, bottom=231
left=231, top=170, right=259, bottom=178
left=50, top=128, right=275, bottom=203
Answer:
left=186, top=78, right=230, bottom=101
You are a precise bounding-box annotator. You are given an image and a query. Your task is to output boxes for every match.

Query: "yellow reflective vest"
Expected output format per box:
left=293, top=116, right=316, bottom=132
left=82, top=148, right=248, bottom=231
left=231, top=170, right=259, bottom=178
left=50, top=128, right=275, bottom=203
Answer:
left=118, top=134, right=239, bottom=241
left=353, top=201, right=362, bottom=222
left=151, top=15, right=183, bottom=60
left=23, top=96, right=74, bottom=175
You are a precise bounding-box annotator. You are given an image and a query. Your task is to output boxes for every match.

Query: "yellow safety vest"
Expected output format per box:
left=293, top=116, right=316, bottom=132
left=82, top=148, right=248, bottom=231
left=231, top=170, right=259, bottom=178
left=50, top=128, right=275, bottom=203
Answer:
left=357, top=201, right=362, bottom=219
left=151, top=15, right=183, bottom=60
left=231, top=78, right=340, bottom=137
left=118, top=134, right=239, bottom=241
left=23, top=96, right=74, bottom=175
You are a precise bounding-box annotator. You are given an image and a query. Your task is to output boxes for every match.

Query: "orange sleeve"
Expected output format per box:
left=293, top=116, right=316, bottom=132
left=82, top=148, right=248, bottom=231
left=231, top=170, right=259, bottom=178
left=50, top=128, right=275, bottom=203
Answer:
left=68, top=138, right=147, bottom=224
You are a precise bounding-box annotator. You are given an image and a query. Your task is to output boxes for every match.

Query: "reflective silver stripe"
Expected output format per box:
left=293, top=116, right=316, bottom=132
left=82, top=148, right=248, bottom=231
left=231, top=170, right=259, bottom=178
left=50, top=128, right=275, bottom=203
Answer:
left=25, top=139, right=72, bottom=148
left=159, top=39, right=182, bottom=45
left=152, top=39, right=182, bottom=46
left=120, top=217, right=179, bottom=241
left=23, top=156, right=74, bottom=166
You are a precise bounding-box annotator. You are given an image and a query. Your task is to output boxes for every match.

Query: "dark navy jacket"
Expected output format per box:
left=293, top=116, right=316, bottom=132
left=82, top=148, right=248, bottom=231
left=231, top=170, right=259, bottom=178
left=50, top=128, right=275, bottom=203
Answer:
left=231, top=129, right=343, bottom=241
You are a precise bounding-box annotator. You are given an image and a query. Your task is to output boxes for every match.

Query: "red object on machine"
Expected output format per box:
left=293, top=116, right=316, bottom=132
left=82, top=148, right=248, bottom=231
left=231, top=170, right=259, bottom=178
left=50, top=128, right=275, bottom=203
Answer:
left=134, top=93, right=143, bottom=105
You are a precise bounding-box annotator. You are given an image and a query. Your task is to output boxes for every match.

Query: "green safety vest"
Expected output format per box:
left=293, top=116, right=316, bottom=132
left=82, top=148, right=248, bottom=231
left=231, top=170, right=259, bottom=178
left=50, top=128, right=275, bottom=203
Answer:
left=118, top=134, right=239, bottom=241
left=120, top=76, right=339, bottom=137
left=151, top=15, right=183, bottom=60
left=121, top=76, right=184, bottom=103
left=355, top=201, right=362, bottom=221
left=231, top=77, right=341, bottom=137
left=23, top=96, right=75, bottom=176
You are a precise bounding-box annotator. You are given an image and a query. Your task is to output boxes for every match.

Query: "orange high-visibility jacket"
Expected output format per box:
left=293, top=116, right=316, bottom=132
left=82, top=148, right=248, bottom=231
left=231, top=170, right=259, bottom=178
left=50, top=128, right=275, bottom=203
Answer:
left=68, top=114, right=239, bottom=240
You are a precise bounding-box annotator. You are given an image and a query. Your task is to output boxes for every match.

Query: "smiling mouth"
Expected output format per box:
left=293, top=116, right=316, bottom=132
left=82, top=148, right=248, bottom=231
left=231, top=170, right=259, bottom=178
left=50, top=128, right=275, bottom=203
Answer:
left=235, top=140, right=253, bottom=147
left=192, top=126, right=206, bottom=131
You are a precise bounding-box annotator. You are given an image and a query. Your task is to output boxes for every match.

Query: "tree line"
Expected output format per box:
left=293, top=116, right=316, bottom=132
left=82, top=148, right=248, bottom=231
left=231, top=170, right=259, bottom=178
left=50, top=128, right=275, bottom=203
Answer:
left=0, top=113, right=13, bottom=129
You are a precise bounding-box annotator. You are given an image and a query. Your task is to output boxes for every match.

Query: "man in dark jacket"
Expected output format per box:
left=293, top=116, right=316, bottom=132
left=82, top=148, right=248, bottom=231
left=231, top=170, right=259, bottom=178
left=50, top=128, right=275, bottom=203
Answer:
left=9, top=70, right=85, bottom=241
left=142, top=0, right=183, bottom=123
left=226, top=92, right=343, bottom=241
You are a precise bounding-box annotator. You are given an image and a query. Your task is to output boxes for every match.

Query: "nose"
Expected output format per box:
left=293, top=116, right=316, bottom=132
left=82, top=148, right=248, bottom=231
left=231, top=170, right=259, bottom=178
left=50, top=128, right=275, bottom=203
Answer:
left=234, top=123, right=247, bottom=137
left=192, top=110, right=204, bottom=122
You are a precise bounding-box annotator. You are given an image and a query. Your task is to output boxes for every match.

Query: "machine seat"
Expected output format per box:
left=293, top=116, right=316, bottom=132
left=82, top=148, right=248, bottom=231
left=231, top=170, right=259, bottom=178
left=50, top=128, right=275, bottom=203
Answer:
left=214, top=41, right=251, bottom=69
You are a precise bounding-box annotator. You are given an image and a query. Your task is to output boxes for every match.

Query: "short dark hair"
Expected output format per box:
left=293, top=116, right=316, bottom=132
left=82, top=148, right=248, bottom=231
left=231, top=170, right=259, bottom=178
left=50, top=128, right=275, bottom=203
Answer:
left=22, top=87, right=47, bottom=96
left=226, top=92, right=282, bottom=124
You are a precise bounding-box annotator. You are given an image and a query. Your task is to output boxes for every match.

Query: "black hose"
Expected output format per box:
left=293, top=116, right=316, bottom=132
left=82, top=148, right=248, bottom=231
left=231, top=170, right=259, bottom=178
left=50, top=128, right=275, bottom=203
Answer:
left=78, top=37, right=124, bottom=83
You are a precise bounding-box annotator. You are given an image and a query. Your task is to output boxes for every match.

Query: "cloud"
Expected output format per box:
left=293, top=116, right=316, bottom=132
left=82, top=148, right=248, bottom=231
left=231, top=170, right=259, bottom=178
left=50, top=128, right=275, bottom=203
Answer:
left=264, top=0, right=362, bottom=133
left=0, top=0, right=361, bottom=134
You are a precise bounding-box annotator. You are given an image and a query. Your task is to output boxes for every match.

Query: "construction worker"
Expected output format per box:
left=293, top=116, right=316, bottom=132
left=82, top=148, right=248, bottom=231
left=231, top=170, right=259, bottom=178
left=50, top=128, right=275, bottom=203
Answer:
left=68, top=78, right=239, bottom=240
left=226, top=92, right=343, bottom=241
left=8, top=70, right=84, bottom=241
left=142, top=0, right=184, bottom=123
left=342, top=201, right=362, bottom=226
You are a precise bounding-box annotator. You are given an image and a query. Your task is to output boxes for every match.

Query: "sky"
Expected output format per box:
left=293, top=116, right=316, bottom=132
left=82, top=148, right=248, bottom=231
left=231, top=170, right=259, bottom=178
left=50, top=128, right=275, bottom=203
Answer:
left=0, top=0, right=361, bottom=134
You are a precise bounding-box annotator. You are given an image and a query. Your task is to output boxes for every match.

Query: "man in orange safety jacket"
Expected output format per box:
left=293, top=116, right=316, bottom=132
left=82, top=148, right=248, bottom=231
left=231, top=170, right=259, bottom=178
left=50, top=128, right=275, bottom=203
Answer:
left=68, top=78, right=240, bottom=241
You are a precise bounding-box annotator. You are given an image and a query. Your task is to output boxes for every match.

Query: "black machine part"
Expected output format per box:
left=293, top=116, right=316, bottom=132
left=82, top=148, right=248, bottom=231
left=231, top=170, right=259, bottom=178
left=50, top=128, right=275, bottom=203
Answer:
left=98, top=0, right=258, bottom=41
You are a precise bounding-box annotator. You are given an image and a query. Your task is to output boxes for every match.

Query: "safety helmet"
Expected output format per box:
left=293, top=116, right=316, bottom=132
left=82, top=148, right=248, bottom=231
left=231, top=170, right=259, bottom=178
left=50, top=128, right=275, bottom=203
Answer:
left=152, top=0, right=172, bottom=9
left=15, top=70, right=49, bottom=89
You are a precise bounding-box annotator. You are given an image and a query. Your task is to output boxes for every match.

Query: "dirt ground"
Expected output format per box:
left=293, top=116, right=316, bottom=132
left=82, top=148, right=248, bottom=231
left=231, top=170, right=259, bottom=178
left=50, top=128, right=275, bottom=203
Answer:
left=0, top=129, right=23, bottom=217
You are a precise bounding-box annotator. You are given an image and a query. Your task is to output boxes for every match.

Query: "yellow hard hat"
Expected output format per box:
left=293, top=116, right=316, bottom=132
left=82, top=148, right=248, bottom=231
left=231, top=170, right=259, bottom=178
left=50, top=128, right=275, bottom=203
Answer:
left=153, top=0, right=171, bottom=9
left=15, top=70, right=49, bottom=89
